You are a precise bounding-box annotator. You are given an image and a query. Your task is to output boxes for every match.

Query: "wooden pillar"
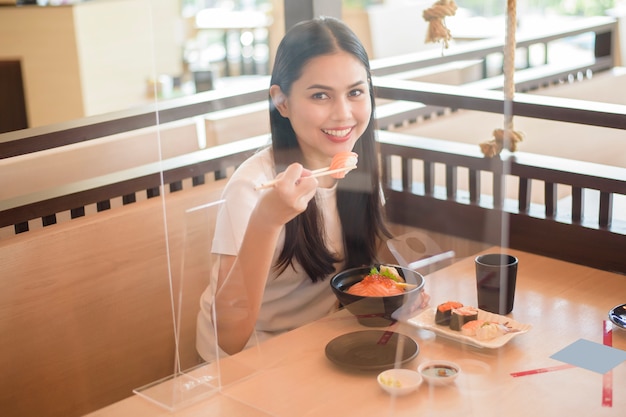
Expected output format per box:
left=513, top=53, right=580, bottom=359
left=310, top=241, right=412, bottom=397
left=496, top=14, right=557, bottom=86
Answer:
left=284, top=0, right=342, bottom=31
left=0, top=60, right=28, bottom=133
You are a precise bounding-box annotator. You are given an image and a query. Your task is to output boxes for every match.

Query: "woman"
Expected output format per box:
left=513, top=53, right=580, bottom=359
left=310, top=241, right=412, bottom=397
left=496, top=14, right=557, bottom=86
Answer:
left=196, top=16, right=391, bottom=359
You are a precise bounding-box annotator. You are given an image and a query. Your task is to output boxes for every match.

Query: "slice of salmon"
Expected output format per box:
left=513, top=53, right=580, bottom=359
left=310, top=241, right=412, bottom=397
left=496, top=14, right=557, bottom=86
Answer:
left=461, top=319, right=485, bottom=336
left=329, top=151, right=358, bottom=178
left=346, top=274, right=404, bottom=296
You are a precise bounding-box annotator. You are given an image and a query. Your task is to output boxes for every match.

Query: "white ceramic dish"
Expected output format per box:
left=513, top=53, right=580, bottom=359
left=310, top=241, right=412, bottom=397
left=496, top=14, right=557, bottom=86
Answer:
left=407, top=308, right=531, bottom=348
left=418, top=360, right=460, bottom=386
left=377, top=368, right=423, bottom=396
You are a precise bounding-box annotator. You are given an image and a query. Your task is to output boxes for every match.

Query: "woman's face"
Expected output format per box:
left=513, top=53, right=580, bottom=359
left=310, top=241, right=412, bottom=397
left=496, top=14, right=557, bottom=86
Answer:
left=270, top=51, right=372, bottom=169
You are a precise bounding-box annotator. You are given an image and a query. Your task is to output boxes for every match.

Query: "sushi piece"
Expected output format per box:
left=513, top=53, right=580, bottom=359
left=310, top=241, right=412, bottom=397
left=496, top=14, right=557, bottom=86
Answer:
left=475, top=321, right=502, bottom=340
left=461, top=319, right=485, bottom=337
left=329, top=151, right=358, bottom=179
left=462, top=320, right=511, bottom=340
left=449, top=306, right=479, bottom=331
left=435, top=301, right=464, bottom=325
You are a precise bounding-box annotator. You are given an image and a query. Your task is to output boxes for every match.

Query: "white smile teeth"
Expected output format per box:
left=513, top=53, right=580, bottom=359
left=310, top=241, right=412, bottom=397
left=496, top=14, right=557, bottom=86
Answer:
left=323, top=128, right=351, bottom=137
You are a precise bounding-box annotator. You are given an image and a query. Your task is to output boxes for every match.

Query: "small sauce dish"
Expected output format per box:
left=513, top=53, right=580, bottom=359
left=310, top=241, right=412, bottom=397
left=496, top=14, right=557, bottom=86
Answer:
left=418, top=360, right=461, bottom=386
left=377, top=368, right=423, bottom=396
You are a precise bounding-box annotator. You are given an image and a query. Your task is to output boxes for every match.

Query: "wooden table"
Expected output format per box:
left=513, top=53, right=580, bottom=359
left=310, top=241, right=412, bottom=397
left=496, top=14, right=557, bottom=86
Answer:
left=85, top=248, right=626, bottom=417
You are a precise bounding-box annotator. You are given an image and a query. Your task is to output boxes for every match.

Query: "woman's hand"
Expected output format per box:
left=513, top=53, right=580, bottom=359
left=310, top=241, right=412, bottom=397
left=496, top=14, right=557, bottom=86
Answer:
left=256, top=163, right=318, bottom=227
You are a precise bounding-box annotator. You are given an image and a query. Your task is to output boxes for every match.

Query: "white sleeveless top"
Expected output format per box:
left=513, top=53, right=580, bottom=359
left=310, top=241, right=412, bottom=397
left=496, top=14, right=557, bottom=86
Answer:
left=196, top=147, right=343, bottom=361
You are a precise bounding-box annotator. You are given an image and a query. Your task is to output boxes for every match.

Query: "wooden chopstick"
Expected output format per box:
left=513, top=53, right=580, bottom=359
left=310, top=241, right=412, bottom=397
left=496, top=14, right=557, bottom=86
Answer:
left=310, top=166, right=329, bottom=174
left=254, top=166, right=356, bottom=190
left=309, top=166, right=355, bottom=178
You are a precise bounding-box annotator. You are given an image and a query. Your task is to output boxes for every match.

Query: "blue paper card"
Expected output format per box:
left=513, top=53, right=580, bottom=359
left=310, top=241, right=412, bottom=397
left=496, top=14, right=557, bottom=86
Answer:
left=550, top=338, right=626, bottom=374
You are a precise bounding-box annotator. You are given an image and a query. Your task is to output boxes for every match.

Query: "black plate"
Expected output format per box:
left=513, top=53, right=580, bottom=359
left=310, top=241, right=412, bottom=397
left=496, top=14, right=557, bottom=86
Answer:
left=325, top=330, right=419, bottom=371
left=609, top=303, right=626, bottom=330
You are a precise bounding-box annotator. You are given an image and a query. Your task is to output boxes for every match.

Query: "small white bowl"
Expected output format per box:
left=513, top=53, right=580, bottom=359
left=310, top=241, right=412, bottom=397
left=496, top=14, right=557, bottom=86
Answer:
left=377, top=368, right=423, bottom=396
left=418, top=360, right=461, bottom=386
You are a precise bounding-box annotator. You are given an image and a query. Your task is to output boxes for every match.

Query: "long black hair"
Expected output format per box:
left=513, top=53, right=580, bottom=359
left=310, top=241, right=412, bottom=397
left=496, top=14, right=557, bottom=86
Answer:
left=269, top=16, right=391, bottom=282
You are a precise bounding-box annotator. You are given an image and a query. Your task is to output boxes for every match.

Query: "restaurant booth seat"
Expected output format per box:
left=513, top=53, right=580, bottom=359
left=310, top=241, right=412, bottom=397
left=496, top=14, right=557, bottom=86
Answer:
left=0, top=178, right=229, bottom=417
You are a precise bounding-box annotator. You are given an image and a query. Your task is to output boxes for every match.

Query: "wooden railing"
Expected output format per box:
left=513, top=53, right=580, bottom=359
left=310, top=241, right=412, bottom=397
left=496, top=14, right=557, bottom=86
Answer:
left=0, top=86, right=269, bottom=159
left=378, top=130, right=626, bottom=274
left=373, top=75, right=626, bottom=129
left=370, top=15, right=616, bottom=77
left=0, top=135, right=267, bottom=232
left=372, top=15, right=618, bottom=129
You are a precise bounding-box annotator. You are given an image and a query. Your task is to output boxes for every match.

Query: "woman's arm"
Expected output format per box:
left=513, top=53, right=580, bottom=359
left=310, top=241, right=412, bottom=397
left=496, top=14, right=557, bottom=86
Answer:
left=213, top=163, right=317, bottom=354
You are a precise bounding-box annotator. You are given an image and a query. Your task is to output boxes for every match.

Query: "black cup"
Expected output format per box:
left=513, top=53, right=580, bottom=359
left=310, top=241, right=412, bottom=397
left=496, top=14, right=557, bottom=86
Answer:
left=475, top=254, right=518, bottom=314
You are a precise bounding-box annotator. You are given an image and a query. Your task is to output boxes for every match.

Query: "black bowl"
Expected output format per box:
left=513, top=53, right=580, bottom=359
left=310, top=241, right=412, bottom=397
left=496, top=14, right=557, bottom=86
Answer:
left=330, top=264, right=425, bottom=327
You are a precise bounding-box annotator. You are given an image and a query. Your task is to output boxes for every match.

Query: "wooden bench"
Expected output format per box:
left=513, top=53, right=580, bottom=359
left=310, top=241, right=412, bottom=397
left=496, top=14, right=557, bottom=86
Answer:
left=0, top=126, right=275, bottom=417
left=0, top=179, right=227, bottom=417
left=0, top=136, right=270, bottom=417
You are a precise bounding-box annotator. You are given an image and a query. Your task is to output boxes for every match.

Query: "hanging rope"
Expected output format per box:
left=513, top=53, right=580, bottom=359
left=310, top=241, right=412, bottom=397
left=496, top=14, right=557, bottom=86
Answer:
left=479, top=128, right=525, bottom=157
left=479, top=0, right=525, bottom=157
left=423, top=0, right=458, bottom=48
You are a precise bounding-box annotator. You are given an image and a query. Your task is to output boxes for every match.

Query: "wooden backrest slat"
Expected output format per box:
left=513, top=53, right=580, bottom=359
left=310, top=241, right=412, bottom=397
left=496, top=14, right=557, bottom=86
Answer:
left=469, top=168, right=480, bottom=203
left=401, top=156, right=411, bottom=189
left=446, top=165, right=457, bottom=199
left=572, top=186, right=584, bottom=223
left=599, top=191, right=613, bottom=228
left=424, top=161, right=434, bottom=196
left=518, top=177, right=531, bottom=213
left=545, top=182, right=557, bottom=218
left=493, top=173, right=504, bottom=209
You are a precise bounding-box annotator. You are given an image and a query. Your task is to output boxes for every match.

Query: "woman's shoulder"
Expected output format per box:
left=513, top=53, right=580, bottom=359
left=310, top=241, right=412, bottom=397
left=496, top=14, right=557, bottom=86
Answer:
left=244, top=146, right=273, bottom=164
left=220, top=146, right=274, bottom=197
left=227, top=147, right=273, bottom=183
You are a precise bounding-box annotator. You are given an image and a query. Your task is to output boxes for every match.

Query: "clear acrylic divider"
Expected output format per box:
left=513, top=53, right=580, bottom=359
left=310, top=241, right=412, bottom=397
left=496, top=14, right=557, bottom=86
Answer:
left=133, top=198, right=268, bottom=412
